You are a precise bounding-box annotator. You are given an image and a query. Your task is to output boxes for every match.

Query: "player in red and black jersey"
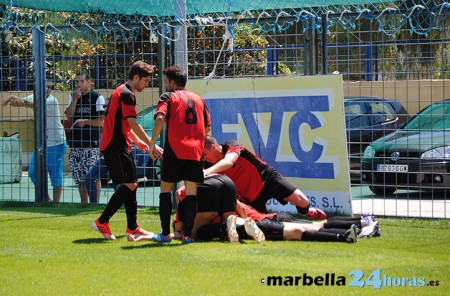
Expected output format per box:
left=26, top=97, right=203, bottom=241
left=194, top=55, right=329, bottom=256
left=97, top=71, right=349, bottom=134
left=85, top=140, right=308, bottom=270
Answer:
left=203, top=135, right=327, bottom=220
left=92, top=61, right=163, bottom=241
left=149, top=65, right=211, bottom=244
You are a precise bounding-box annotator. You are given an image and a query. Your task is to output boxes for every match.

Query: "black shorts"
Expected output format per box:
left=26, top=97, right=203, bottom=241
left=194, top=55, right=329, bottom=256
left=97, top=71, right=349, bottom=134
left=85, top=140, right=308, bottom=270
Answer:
left=102, top=147, right=137, bottom=184
left=197, top=174, right=236, bottom=215
left=270, top=212, right=312, bottom=224
left=161, top=143, right=204, bottom=183
left=248, top=167, right=297, bottom=213
left=255, top=218, right=285, bottom=241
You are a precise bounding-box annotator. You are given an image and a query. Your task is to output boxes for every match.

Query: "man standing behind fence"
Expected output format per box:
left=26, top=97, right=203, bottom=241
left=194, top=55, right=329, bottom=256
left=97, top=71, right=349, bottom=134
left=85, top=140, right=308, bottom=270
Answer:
left=92, top=61, right=162, bottom=241
left=149, top=65, right=211, bottom=244
left=65, top=72, right=105, bottom=204
left=2, top=81, right=67, bottom=202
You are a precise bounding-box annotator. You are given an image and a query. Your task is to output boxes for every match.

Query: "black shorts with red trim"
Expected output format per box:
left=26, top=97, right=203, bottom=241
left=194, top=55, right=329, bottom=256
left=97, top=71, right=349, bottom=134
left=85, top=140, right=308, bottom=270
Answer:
left=102, top=147, right=137, bottom=184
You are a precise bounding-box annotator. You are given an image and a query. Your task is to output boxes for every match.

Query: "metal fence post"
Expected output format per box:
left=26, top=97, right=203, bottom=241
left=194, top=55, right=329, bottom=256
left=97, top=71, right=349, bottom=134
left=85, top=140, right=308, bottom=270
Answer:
left=31, top=27, right=48, bottom=203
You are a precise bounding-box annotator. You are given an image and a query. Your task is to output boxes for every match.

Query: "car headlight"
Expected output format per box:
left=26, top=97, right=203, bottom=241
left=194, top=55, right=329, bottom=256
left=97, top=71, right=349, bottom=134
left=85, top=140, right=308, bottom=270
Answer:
left=362, top=145, right=375, bottom=159
left=421, top=146, right=450, bottom=160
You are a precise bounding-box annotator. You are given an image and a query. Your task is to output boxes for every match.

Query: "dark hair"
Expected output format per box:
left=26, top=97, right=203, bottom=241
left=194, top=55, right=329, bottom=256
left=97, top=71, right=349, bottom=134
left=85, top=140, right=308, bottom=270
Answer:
left=163, top=65, right=187, bottom=87
left=128, top=61, right=154, bottom=80
left=205, top=135, right=218, bottom=149
left=77, top=71, right=91, bottom=80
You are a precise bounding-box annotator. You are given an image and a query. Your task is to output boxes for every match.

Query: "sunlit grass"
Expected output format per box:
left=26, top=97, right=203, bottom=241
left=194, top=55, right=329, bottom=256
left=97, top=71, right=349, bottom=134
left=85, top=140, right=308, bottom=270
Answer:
left=0, top=203, right=448, bottom=296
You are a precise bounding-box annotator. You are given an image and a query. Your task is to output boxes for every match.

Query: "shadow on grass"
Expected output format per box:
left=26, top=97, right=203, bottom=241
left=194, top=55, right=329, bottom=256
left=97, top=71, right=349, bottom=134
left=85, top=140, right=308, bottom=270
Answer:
left=72, top=237, right=119, bottom=244
left=121, top=242, right=186, bottom=250
left=0, top=201, right=105, bottom=216
left=0, top=201, right=161, bottom=216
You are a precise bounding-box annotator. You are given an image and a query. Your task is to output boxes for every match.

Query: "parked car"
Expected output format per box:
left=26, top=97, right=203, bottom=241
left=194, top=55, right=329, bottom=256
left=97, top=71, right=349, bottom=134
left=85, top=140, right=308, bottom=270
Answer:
left=361, top=99, right=450, bottom=195
left=344, top=97, right=408, bottom=182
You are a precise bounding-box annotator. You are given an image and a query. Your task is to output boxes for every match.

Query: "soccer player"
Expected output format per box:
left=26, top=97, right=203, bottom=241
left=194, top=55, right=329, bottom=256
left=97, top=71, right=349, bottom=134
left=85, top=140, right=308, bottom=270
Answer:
left=92, top=61, right=162, bottom=241
left=171, top=174, right=238, bottom=242
left=203, top=135, right=327, bottom=219
left=149, top=65, right=211, bottom=244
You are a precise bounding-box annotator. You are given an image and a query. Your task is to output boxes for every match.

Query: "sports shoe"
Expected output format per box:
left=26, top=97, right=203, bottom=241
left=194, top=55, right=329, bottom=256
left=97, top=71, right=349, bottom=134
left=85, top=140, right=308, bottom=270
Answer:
left=307, top=208, right=327, bottom=220
left=126, top=226, right=154, bottom=242
left=152, top=231, right=172, bottom=243
left=226, top=215, right=239, bottom=243
left=92, top=219, right=116, bottom=240
left=359, top=221, right=379, bottom=238
left=244, top=218, right=265, bottom=243
left=182, top=236, right=194, bottom=244
left=361, top=213, right=376, bottom=227
left=344, top=224, right=358, bottom=243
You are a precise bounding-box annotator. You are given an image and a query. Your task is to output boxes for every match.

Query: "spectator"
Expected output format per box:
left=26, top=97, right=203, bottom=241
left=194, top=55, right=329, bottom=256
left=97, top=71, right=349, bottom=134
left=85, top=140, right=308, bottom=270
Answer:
left=2, top=81, right=67, bottom=202
left=149, top=65, right=211, bottom=244
left=65, top=72, right=105, bottom=203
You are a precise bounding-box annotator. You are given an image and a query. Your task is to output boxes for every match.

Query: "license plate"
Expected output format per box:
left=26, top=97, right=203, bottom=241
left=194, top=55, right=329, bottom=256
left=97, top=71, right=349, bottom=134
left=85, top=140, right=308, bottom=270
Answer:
left=377, top=164, right=408, bottom=173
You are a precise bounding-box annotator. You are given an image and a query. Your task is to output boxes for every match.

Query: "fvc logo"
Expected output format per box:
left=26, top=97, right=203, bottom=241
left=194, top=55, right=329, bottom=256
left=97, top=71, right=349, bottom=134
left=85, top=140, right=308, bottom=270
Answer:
left=206, top=95, right=337, bottom=179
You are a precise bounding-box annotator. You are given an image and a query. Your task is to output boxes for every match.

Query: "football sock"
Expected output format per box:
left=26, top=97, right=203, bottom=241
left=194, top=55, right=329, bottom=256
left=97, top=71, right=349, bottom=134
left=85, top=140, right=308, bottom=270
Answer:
left=159, top=192, right=172, bottom=236
left=123, top=187, right=138, bottom=230
left=301, top=231, right=342, bottom=242
left=323, top=220, right=361, bottom=229
left=319, top=228, right=348, bottom=242
left=181, top=195, right=197, bottom=237
left=98, top=185, right=128, bottom=224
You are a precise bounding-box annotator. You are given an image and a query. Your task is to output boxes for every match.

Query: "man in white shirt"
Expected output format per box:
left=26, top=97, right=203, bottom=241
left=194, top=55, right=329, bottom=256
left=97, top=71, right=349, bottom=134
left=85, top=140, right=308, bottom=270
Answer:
left=2, top=82, right=68, bottom=202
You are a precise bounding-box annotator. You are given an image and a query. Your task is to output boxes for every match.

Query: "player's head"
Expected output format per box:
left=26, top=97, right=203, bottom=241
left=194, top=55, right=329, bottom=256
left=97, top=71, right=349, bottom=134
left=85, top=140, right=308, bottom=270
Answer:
left=163, top=65, right=187, bottom=91
left=128, top=61, right=154, bottom=92
left=203, top=135, right=222, bottom=164
left=128, top=61, right=154, bottom=80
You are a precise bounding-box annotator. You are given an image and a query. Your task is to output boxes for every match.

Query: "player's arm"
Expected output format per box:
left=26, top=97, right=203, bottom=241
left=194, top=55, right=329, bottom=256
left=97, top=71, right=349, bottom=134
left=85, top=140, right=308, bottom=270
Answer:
left=204, top=151, right=239, bottom=176
left=127, top=117, right=151, bottom=145
left=148, top=112, right=165, bottom=160
left=127, top=129, right=148, bottom=152
left=235, top=199, right=248, bottom=218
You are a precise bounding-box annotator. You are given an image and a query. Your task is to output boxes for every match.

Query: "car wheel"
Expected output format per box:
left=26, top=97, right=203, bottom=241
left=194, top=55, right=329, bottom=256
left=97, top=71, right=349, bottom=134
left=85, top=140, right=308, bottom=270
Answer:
left=145, top=159, right=161, bottom=186
left=369, top=185, right=396, bottom=195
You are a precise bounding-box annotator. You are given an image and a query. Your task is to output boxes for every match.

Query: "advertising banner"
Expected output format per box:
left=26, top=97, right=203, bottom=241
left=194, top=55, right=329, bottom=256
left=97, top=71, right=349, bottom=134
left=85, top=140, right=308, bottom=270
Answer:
left=189, top=75, right=352, bottom=215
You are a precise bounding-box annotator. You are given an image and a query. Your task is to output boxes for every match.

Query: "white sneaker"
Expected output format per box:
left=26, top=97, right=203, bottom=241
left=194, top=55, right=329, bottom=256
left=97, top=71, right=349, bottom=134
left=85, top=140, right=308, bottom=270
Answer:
left=126, top=226, right=154, bottom=242
left=359, top=221, right=379, bottom=238
left=345, top=224, right=358, bottom=243
left=244, top=218, right=265, bottom=243
left=226, top=215, right=239, bottom=243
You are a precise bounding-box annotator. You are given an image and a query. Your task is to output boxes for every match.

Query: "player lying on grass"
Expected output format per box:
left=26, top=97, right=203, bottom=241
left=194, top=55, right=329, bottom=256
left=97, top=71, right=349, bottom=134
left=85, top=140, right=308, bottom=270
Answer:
left=170, top=177, right=379, bottom=243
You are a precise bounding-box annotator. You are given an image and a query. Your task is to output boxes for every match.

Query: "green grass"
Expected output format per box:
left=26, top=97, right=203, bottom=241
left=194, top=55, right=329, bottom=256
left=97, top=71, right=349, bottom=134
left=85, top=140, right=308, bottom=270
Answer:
left=0, top=203, right=448, bottom=296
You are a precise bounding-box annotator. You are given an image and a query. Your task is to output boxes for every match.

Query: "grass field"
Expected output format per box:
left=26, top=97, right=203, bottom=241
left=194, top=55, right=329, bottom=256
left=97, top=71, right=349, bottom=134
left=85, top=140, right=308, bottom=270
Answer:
left=0, top=202, right=448, bottom=296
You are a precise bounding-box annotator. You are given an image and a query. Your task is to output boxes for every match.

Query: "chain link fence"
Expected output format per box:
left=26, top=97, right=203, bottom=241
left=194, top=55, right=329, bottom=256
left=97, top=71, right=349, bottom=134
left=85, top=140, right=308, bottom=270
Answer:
left=0, top=1, right=449, bottom=217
